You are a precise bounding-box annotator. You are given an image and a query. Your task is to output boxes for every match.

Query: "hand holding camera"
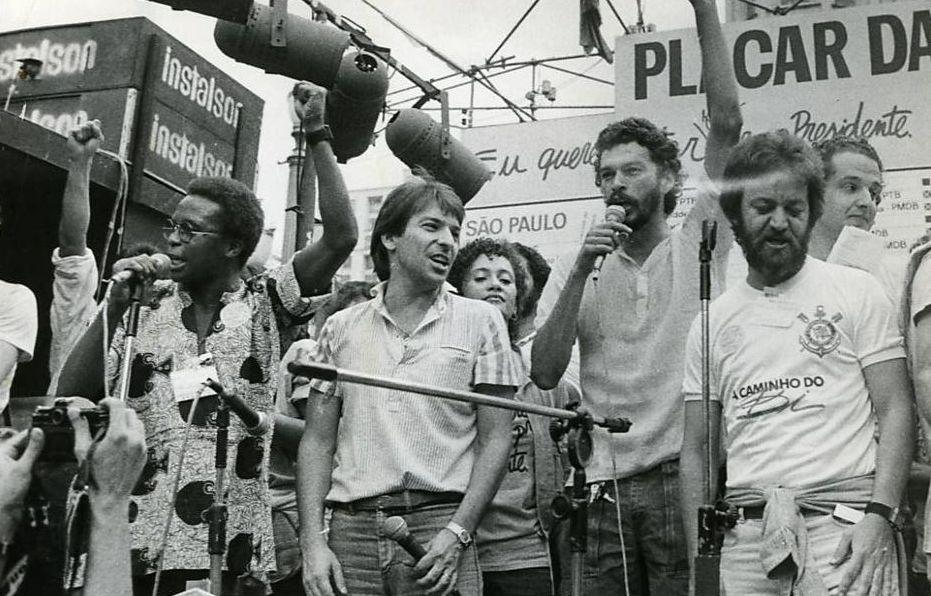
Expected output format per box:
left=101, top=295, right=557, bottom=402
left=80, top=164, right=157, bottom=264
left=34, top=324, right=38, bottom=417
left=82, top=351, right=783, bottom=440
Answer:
left=68, top=398, right=147, bottom=503
left=0, top=427, right=45, bottom=541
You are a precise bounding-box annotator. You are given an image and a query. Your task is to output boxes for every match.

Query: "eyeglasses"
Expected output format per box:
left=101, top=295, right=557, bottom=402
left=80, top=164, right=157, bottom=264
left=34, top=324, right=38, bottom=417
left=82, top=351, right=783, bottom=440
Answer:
left=162, top=220, right=223, bottom=243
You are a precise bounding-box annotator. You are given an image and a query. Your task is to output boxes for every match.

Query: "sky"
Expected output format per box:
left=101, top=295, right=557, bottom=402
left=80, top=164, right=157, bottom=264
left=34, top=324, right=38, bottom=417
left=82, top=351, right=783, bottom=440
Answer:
left=0, top=0, right=721, bottom=257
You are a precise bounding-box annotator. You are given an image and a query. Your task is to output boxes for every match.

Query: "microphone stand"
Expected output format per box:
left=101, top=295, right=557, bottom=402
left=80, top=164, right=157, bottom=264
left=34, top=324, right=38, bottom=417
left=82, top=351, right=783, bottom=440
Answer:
left=694, top=220, right=735, bottom=596
left=549, top=407, right=600, bottom=596
left=115, top=282, right=144, bottom=403
left=206, top=395, right=230, bottom=595
left=287, top=361, right=632, bottom=596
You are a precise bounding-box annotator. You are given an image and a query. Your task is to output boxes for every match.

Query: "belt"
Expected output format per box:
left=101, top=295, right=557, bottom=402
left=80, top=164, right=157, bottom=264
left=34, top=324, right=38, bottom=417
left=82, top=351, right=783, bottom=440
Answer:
left=329, top=490, right=463, bottom=514
left=739, top=505, right=823, bottom=520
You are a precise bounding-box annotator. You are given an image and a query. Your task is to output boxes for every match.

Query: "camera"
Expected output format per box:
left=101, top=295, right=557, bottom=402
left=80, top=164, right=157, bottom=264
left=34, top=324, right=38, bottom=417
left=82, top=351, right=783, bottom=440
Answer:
left=32, top=400, right=109, bottom=462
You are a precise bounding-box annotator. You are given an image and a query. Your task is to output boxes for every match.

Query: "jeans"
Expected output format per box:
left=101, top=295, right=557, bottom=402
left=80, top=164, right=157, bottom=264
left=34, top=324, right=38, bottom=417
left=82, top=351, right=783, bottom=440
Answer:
left=560, top=460, right=689, bottom=596
left=720, top=513, right=899, bottom=595
left=328, top=503, right=481, bottom=595
left=483, top=566, right=553, bottom=596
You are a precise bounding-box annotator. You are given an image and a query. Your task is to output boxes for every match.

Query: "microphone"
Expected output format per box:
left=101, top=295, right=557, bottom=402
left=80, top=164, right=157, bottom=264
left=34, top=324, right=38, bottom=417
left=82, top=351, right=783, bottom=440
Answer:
left=382, top=516, right=428, bottom=561
left=205, top=380, right=269, bottom=436
left=110, top=253, right=172, bottom=285
left=382, top=517, right=462, bottom=596
left=592, top=205, right=627, bottom=281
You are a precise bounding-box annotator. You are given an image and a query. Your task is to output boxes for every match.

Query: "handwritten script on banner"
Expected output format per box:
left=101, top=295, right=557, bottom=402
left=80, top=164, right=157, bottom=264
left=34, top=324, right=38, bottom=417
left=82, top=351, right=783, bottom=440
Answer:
left=460, top=2, right=930, bottom=265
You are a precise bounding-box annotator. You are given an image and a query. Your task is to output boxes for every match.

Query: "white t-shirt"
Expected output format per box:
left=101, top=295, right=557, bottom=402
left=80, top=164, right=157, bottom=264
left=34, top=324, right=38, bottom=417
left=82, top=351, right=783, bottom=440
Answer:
left=683, top=258, right=904, bottom=490
left=0, top=281, right=38, bottom=414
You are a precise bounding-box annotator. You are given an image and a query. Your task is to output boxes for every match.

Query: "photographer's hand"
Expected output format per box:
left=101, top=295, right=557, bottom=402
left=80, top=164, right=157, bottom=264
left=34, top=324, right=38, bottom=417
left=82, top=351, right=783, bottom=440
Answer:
left=69, top=398, right=147, bottom=501
left=0, top=428, right=44, bottom=543
left=68, top=398, right=146, bottom=596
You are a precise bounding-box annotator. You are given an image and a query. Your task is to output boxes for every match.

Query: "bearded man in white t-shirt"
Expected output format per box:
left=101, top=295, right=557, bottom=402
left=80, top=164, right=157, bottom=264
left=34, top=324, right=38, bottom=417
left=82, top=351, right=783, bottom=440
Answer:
left=679, top=130, right=914, bottom=596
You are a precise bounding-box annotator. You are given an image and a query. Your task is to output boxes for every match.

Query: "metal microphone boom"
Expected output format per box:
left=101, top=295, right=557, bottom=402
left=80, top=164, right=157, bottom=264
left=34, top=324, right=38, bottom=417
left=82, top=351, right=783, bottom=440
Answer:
left=287, top=360, right=631, bottom=433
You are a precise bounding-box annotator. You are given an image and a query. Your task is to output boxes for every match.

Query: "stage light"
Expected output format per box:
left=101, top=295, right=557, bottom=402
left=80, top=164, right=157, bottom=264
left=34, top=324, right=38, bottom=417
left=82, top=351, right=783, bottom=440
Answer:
left=386, top=109, right=491, bottom=205
left=327, top=50, right=389, bottom=162
left=148, top=0, right=254, bottom=24
left=214, top=3, right=350, bottom=89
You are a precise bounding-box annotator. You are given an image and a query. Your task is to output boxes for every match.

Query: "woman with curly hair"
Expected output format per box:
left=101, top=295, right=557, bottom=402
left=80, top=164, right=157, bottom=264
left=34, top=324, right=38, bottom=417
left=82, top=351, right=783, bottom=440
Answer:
left=449, top=238, right=576, bottom=596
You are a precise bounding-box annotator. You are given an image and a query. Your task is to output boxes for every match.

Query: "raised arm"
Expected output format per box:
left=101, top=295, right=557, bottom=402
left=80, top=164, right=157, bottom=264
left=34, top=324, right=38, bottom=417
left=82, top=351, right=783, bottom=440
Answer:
left=290, top=82, right=358, bottom=296
left=690, top=0, right=742, bottom=181
left=532, top=221, right=628, bottom=389
left=60, top=120, right=102, bottom=257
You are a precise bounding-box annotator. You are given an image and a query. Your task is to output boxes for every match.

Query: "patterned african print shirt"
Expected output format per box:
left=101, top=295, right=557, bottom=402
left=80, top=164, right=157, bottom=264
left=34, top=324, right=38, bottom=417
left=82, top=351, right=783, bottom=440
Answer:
left=102, top=263, right=310, bottom=580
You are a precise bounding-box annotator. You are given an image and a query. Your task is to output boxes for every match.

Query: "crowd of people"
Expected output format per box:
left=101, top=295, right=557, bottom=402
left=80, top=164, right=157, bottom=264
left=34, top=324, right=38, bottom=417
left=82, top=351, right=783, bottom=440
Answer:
left=1, top=0, right=930, bottom=595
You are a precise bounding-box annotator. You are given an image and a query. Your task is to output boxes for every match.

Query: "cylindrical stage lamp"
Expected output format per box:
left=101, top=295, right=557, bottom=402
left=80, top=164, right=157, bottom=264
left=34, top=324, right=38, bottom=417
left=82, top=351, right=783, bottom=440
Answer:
left=327, top=50, right=389, bottom=163
left=150, top=0, right=254, bottom=24
left=214, top=3, right=350, bottom=89
left=386, top=109, right=491, bottom=205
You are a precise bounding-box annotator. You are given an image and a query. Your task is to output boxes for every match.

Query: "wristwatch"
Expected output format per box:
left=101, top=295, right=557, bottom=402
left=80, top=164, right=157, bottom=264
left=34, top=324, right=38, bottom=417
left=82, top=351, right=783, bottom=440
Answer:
left=864, top=501, right=898, bottom=526
left=444, top=521, right=473, bottom=548
left=304, top=125, right=333, bottom=146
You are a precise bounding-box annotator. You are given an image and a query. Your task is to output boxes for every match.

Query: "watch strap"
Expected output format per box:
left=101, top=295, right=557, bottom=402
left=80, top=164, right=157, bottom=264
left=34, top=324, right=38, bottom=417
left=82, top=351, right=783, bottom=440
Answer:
left=444, top=521, right=472, bottom=547
left=304, top=125, right=333, bottom=146
left=864, top=501, right=900, bottom=530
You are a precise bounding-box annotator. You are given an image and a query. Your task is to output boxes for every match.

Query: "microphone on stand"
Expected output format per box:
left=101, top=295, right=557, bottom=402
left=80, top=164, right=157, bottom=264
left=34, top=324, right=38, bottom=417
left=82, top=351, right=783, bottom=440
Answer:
left=381, top=516, right=462, bottom=596
left=205, top=380, right=270, bottom=436
left=110, top=253, right=172, bottom=285
left=592, top=205, right=627, bottom=281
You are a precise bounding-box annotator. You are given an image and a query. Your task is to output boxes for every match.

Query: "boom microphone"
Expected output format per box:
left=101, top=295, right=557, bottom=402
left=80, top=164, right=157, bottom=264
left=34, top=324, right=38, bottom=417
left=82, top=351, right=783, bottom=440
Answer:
left=592, top=205, right=626, bottom=281
left=110, top=253, right=172, bottom=285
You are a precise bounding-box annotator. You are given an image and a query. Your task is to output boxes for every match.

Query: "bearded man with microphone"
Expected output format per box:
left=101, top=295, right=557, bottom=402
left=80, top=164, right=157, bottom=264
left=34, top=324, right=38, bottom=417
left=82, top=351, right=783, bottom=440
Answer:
left=57, top=82, right=358, bottom=595
left=530, top=1, right=741, bottom=593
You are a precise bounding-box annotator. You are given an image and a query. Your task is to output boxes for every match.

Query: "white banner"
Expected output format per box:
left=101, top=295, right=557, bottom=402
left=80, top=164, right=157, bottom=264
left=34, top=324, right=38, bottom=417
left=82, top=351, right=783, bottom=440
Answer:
left=616, top=1, right=931, bottom=264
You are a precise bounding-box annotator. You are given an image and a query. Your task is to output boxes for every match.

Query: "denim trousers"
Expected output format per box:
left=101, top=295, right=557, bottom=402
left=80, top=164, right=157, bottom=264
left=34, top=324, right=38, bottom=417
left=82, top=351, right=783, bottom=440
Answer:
left=328, top=503, right=481, bottom=595
left=560, top=459, right=690, bottom=596
left=483, top=566, right=553, bottom=596
left=720, top=513, right=899, bottom=596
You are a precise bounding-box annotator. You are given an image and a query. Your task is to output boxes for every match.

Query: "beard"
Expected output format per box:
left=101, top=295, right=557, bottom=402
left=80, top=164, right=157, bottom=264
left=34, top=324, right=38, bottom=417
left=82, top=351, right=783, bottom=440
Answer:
left=608, top=184, right=664, bottom=231
left=737, top=223, right=810, bottom=286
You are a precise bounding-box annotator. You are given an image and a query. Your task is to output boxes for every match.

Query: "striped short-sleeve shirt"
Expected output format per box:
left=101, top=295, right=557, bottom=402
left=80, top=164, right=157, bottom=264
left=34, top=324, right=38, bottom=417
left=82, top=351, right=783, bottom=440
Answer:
left=307, top=283, right=520, bottom=503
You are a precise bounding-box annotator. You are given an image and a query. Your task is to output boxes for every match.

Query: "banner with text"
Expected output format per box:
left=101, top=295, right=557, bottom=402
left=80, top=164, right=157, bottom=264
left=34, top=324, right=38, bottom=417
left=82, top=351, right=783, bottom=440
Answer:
left=616, top=0, right=931, bottom=266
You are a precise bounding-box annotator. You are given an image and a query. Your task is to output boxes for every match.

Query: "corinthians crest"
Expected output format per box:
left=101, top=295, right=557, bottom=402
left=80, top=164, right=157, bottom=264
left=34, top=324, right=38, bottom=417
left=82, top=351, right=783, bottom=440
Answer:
left=797, top=305, right=843, bottom=358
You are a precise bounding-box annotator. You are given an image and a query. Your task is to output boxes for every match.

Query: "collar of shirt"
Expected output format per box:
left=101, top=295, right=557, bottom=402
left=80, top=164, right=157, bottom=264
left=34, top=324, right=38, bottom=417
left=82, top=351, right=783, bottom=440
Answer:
left=176, top=278, right=247, bottom=308
left=369, top=281, right=452, bottom=336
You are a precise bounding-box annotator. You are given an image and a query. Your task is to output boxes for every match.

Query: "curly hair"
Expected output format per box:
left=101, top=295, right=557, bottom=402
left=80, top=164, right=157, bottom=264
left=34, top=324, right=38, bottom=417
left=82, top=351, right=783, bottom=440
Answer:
left=187, top=177, right=264, bottom=266
left=720, top=130, right=824, bottom=229
left=593, top=117, right=683, bottom=215
left=511, top=242, right=550, bottom=318
left=448, top=237, right=528, bottom=337
left=812, top=135, right=883, bottom=178
left=370, top=171, right=465, bottom=281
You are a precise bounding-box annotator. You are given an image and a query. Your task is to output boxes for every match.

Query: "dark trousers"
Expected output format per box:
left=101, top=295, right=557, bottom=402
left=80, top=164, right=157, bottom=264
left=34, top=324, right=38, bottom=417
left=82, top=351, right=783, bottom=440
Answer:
left=483, top=567, right=553, bottom=596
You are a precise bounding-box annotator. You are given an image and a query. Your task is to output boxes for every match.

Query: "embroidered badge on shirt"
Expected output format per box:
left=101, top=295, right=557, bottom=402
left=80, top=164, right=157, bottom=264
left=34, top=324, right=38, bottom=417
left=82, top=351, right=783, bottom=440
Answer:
left=797, top=305, right=843, bottom=358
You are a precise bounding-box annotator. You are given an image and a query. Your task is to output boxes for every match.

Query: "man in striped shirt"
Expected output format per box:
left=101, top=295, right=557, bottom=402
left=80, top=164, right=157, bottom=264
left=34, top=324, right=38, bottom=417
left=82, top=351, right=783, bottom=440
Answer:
left=296, top=175, right=520, bottom=596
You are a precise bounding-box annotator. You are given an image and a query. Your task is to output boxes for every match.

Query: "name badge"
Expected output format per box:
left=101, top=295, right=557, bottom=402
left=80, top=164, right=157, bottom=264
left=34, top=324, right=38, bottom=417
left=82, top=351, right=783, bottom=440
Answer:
left=169, top=353, right=219, bottom=402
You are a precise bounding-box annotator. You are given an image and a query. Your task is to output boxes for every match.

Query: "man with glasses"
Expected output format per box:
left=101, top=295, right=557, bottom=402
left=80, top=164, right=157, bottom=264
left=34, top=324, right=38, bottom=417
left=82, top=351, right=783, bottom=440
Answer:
left=57, top=82, right=357, bottom=595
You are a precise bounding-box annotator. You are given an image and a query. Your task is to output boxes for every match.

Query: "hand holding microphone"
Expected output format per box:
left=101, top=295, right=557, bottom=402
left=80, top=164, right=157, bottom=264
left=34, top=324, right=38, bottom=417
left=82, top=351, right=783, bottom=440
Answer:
left=110, top=253, right=172, bottom=285
left=108, top=253, right=171, bottom=304
left=590, top=205, right=629, bottom=281
left=382, top=516, right=463, bottom=596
